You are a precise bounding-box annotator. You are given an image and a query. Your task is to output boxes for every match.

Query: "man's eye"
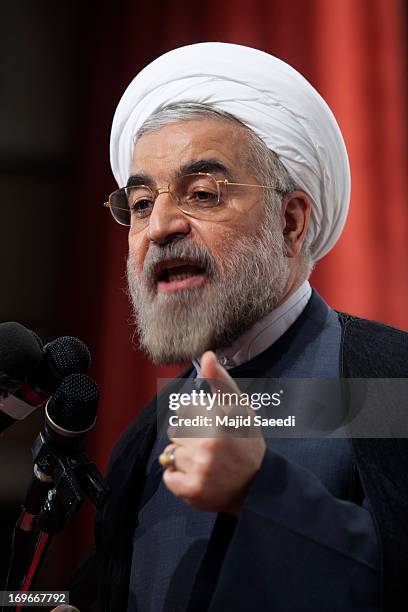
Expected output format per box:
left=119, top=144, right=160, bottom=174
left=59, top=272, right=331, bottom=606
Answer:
left=187, top=189, right=219, bottom=205
left=130, top=198, right=154, bottom=215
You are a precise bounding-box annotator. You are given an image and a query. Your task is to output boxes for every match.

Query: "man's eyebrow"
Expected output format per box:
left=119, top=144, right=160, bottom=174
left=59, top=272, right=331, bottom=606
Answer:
left=126, top=174, right=152, bottom=188
left=126, top=159, right=236, bottom=187
left=178, top=159, right=235, bottom=180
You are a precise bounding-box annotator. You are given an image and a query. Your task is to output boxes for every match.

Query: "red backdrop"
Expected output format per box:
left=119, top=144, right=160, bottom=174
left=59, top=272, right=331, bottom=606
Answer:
left=55, top=0, right=408, bottom=582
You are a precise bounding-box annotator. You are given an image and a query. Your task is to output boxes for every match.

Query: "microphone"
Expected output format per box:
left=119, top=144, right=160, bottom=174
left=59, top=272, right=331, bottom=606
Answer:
left=8, top=374, right=107, bottom=595
left=42, top=371, right=99, bottom=452
left=0, top=322, right=43, bottom=396
left=0, top=322, right=43, bottom=432
left=0, top=325, right=91, bottom=434
left=18, top=373, right=100, bottom=532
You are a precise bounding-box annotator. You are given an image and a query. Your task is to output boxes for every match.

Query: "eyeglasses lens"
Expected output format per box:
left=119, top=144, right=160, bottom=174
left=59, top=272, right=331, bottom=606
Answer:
left=109, top=173, right=222, bottom=227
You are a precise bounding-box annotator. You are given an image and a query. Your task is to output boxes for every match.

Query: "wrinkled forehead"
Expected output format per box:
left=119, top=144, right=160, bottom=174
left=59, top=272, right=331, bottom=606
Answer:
left=130, top=117, right=253, bottom=182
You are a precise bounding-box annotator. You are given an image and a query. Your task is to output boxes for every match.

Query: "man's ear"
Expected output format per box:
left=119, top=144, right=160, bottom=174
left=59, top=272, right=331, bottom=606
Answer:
left=281, top=191, right=312, bottom=257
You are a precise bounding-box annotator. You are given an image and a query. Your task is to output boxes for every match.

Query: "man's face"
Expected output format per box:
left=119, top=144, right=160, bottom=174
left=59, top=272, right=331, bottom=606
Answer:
left=127, top=118, right=290, bottom=364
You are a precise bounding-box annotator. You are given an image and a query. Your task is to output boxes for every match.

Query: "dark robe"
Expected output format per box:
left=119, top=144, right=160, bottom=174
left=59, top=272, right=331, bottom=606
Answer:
left=69, top=291, right=408, bottom=612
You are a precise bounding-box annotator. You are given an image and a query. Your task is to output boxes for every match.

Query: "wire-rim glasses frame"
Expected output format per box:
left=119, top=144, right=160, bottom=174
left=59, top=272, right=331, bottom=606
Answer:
left=103, top=172, right=283, bottom=227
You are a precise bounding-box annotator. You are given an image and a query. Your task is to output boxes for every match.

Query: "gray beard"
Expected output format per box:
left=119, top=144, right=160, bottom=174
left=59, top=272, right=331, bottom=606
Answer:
left=126, top=207, right=290, bottom=364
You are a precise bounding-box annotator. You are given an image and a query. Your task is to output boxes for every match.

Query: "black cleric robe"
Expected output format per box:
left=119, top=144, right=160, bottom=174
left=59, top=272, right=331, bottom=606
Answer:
left=70, top=290, right=408, bottom=612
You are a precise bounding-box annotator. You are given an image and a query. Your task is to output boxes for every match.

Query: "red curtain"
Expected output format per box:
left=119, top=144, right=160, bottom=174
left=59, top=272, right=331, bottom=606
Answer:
left=55, top=0, right=408, bottom=581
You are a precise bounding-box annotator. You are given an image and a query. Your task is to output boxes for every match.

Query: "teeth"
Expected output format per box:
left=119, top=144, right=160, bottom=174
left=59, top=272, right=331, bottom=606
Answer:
left=167, top=272, right=196, bottom=282
left=157, top=264, right=204, bottom=283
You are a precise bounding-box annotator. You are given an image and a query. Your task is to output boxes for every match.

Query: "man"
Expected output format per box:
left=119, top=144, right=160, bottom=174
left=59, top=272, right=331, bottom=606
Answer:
left=69, top=43, right=408, bottom=612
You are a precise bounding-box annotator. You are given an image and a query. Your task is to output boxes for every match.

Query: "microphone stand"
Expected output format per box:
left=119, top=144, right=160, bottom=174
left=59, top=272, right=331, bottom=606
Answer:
left=3, top=433, right=109, bottom=611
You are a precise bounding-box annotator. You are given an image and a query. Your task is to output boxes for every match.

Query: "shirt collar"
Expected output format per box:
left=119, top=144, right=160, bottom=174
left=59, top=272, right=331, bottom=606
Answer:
left=193, top=280, right=312, bottom=375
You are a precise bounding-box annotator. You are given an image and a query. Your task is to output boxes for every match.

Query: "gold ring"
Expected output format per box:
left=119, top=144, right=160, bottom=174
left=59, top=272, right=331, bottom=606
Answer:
left=159, top=445, right=177, bottom=469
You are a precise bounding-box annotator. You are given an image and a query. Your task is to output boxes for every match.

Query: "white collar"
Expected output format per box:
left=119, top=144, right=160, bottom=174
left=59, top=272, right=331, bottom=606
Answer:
left=193, top=280, right=312, bottom=375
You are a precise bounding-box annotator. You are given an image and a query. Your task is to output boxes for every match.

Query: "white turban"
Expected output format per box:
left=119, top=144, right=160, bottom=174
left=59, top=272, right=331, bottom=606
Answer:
left=110, top=42, right=350, bottom=261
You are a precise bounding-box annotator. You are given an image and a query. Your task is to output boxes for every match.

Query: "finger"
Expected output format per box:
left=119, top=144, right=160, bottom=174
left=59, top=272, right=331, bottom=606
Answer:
left=200, top=351, right=250, bottom=423
left=200, top=353, right=262, bottom=431
left=200, top=351, right=241, bottom=395
left=162, top=466, right=196, bottom=499
left=170, top=436, right=205, bottom=446
left=160, top=443, right=190, bottom=472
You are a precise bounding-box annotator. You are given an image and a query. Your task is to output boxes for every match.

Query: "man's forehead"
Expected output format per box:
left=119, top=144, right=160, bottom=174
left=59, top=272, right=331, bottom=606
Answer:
left=126, top=158, right=237, bottom=187
left=130, top=117, right=249, bottom=179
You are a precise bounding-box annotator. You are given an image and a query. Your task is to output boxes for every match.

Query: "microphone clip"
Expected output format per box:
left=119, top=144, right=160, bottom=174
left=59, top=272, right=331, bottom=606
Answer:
left=31, top=433, right=110, bottom=535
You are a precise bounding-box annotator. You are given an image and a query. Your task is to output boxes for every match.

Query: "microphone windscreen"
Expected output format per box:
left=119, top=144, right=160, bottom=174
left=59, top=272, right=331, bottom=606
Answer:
left=34, top=336, right=92, bottom=393
left=46, top=373, right=99, bottom=434
left=0, top=322, right=43, bottom=393
left=45, top=336, right=91, bottom=378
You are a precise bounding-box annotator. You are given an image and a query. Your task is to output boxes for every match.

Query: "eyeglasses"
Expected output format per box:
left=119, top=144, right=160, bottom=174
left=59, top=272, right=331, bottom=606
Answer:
left=103, top=172, right=281, bottom=229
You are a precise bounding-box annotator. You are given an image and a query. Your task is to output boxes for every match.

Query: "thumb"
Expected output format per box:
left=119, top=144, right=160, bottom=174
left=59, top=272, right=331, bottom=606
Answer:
left=200, top=352, right=259, bottom=432
left=200, top=351, right=241, bottom=395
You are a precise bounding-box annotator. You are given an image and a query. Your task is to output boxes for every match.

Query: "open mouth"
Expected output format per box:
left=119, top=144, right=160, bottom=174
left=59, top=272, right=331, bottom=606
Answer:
left=155, top=260, right=207, bottom=293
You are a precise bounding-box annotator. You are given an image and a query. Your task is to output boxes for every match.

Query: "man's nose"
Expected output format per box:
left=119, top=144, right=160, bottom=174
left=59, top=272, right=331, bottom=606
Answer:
left=147, top=191, right=191, bottom=244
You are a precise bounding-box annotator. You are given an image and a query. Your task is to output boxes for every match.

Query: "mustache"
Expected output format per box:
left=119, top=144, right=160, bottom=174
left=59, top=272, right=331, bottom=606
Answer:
left=142, top=239, right=216, bottom=287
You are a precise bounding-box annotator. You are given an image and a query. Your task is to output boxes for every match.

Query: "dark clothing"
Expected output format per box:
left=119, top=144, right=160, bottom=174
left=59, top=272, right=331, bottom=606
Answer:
left=128, top=299, right=378, bottom=612
left=70, top=291, right=408, bottom=612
